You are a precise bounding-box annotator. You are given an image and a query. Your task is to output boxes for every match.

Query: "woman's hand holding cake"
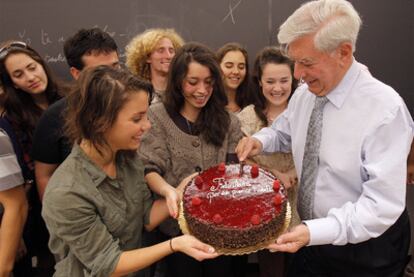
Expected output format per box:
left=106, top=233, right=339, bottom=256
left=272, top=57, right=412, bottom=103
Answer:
left=171, top=234, right=219, bottom=261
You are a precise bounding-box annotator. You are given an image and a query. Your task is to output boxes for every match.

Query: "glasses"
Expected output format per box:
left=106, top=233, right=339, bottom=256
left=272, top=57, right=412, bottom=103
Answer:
left=0, top=41, right=28, bottom=60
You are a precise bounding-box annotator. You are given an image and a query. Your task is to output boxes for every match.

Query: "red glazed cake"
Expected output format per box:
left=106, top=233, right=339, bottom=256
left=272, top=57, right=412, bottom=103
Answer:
left=182, top=163, right=287, bottom=249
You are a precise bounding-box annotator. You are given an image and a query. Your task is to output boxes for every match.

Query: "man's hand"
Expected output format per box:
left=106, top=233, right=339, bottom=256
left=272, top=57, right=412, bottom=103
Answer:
left=235, top=137, right=263, bottom=162
left=267, top=223, right=310, bottom=253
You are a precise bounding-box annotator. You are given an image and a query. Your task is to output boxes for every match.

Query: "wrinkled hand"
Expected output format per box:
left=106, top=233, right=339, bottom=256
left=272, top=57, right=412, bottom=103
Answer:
left=267, top=223, right=310, bottom=253
left=172, top=234, right=219, bottom=261
left=235, top=137, right=263, bottom=162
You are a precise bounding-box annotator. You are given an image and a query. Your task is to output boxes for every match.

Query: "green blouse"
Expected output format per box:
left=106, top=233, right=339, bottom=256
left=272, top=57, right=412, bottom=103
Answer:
left=42, top=144, right=152, bottom=277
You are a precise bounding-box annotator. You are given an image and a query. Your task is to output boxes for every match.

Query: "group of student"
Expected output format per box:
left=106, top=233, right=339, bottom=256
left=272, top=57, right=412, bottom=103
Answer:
left=0, top=19, right=297, bottom=277
left=1, top=0, right=413, bottom=276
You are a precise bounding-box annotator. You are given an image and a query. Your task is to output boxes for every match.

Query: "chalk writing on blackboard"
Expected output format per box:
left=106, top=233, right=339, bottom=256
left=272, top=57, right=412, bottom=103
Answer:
left=17, top=30, right=31, bottom=45
left=44, top=54, right=66, bottom=63
left=41, top=29, right=53, bottom=46
left=222, top=0, right=242, bottom=24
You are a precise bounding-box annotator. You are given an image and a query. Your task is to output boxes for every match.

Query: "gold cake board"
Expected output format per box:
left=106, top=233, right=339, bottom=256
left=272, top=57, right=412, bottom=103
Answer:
left=178, top=201, right=291, bottom=255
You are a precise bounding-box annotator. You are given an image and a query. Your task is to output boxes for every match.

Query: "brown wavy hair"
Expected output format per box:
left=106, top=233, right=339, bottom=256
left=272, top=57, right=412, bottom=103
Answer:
left=64, top=66, right=153, bottom=155
left=164, top=42, right=229, bottom=147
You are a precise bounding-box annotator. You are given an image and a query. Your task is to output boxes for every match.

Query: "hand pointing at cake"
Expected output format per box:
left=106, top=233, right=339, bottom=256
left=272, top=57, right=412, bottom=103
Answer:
left=235, top=136, right=263, bottom=161
left=267, top=223, right=310, bottom=253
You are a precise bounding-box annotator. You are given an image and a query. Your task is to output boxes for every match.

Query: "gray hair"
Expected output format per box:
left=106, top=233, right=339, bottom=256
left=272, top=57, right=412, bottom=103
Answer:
left=277, top=0, right=362, bottom=53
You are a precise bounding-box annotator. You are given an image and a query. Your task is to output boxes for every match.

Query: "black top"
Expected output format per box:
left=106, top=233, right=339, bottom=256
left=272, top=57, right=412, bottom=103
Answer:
left=31, top=98, right=72, bottom=164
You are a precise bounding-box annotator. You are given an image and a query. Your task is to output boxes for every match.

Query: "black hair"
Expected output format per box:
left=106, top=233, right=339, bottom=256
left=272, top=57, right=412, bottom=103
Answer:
left=164, top=42, right=230, bottom=147
left=63, top=28, right=118, bottom=70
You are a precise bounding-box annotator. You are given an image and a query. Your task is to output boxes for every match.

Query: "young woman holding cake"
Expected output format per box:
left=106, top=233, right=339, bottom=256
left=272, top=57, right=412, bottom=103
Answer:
left=216, top=42, right=253, bottom=113
left=237, top=46, right=300, bottom=277
left=139, top=42, right=243, bottom=277
left=41, top=66, right=218, bottom=276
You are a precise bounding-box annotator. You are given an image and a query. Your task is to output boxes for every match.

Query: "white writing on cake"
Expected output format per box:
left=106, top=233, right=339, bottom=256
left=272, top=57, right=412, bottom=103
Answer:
left=207, top=177, right=273, bottom=203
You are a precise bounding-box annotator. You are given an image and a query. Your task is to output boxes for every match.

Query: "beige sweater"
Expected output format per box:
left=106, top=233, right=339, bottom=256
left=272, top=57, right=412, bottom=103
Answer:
left=139, top=103, right=243, bottom=236
left=237, top=104, right=300, bottom=226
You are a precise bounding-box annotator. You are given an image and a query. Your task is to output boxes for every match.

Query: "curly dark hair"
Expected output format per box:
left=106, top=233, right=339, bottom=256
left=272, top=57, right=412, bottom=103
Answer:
left=64, top=28, right=118, bottom=70
left=64, top=66, right=152, bottom=156
left=216, top=42, right=253, bottom=109
left=252, top=46, right=298, bottom=126
left=0, top=41, right=63, bottom=140
left=164, top=42, right=230, bottom=147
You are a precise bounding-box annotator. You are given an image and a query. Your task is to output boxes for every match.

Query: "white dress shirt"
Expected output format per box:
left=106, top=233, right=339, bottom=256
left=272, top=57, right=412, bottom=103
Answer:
left=253, top=60, right=414, bottom=246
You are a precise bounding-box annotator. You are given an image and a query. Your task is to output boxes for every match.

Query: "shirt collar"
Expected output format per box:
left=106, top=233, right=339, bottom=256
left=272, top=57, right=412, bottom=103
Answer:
left=326, top=58, right=361, bottom=109
left=71, top=144, right=114, bottom=187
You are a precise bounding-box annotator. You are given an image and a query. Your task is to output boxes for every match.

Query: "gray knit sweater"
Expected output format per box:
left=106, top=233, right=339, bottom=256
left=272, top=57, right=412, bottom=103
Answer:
left=138, top=102, right=243, bottom=236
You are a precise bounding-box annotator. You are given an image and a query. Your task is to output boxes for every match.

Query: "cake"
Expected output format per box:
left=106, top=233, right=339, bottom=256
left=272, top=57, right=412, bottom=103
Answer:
left=182, top=163, right=288, bottom=250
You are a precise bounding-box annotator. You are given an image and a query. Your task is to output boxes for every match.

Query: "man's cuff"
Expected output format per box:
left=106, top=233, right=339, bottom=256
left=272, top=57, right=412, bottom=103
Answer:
left=303, top=216, right=340, bottom=246
left=252, top=133, right=266, bottom=152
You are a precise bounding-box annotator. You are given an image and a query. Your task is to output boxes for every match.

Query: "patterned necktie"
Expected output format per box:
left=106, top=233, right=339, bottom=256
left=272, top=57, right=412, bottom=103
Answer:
left=298, top=96, right=329, bottom=220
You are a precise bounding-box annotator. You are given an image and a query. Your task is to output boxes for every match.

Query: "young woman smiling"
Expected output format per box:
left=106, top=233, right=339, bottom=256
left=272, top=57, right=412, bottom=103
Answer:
left=139, top=42, right=243, bottom=277
left=237, top=46, right=300, bottom=277
left=0, top=40, right=64, bottom=275
left=216, top=42, right=253, bottom=113
left=41, top=66, right=218, bottom=276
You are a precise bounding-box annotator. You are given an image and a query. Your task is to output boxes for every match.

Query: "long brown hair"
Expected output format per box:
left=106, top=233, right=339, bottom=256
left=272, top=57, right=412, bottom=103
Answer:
left=164, top=42, right=229, bottom=147
left=252, top=47, right=298, bottom=126
left=216, top=42, right=253, bottom=109
left=0, top=41, right=63, bottom=139
left=64, top=66, right=152, bottom=155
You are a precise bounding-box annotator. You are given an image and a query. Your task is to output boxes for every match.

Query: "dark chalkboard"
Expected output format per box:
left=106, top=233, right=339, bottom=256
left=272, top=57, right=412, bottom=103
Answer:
left=1, top=0, right=412, bottom=113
